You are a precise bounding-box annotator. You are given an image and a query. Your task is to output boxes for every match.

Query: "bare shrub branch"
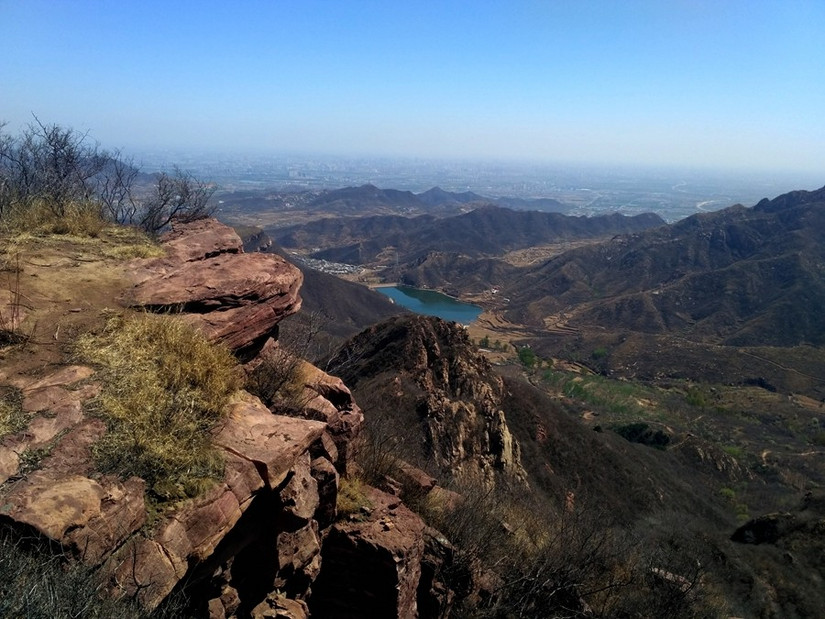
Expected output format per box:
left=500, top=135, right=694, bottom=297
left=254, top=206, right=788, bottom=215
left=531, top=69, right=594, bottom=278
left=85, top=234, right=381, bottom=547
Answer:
left=138, top=166, right=215, bottom=234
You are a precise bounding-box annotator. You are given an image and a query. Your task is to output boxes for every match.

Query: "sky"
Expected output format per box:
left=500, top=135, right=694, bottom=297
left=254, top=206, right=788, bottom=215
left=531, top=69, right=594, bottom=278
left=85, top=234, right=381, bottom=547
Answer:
left=2, top=0, right=824, bottom=175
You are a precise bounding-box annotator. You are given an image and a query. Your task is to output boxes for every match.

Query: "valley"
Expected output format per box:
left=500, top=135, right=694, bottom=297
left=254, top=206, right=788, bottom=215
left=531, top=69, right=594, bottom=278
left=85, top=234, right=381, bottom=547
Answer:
left=221, top=181, right=825, bottom=615
left=2, top=163, right=822, bottom=616
left=5, top=2, right=824, bottom=614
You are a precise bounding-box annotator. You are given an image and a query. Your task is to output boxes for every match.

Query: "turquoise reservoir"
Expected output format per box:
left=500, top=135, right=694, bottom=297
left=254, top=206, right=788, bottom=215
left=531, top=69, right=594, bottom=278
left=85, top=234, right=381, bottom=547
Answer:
left=376, top=285, right=482, bottom=324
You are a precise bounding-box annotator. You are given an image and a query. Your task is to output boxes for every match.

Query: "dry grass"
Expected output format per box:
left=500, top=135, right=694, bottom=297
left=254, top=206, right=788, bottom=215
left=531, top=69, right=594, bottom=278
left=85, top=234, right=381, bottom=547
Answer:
left=336, top=477, right=371, bottom=519
left=1, top=200, right=106, bottom=237
left=0, top=387, right=25, bottom=438
left=246, top=348, right=314, bottom=412
left=75, top=313, right=240, bottom=504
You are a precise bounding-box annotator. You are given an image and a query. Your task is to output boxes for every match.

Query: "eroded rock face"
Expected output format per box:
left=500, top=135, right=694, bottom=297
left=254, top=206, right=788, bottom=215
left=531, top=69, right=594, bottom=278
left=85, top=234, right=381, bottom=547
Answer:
left=310, top=487, right=426, bottom=619
left=1, top=218, right=435, bottom=617
left=0, top=367, right=147, bottom=565
left=327, top=315, right=527, bottom=483
left=125, top=218, right=303, bottom=357
left=247, top=340, right=365, bottom=477
left=105, top=394, right=329, bottom=610
left=0, top=362, right=346, bottom=615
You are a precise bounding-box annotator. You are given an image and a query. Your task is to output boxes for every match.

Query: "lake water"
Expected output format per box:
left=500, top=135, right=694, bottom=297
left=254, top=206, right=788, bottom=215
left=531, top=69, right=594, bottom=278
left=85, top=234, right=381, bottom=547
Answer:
left=376, top=285, right=482, bottom=324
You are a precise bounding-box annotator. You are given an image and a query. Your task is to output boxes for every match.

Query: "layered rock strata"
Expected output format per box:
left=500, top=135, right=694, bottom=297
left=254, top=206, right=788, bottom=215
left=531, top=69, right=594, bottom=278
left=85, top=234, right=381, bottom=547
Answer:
left=0, top=219, right=470, bottom=617
left=125, top=218, right=303, bottom=358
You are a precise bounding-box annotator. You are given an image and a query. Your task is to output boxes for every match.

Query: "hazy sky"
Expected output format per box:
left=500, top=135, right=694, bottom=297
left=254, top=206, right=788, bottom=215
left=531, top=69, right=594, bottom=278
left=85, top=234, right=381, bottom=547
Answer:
left=2, top=1, right=823, bottom=174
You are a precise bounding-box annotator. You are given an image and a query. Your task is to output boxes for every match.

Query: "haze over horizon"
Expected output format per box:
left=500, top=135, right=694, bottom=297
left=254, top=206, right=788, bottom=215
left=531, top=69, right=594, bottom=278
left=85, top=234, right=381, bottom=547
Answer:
left=2, top=1, right=824, bottom=177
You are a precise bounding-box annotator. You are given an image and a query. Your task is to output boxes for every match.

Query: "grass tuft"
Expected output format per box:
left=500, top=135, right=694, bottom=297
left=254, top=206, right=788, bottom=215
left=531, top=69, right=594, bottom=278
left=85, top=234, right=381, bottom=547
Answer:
left=0, top=387, right=25, bottom=438
left=75, top=313, right=240, bottom=504
left=336, top=477, right=371, bottom=519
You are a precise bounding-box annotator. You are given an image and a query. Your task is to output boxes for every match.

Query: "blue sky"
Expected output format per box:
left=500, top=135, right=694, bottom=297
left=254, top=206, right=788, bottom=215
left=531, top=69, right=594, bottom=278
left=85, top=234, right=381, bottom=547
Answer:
left=2, top=0, right=823, bottom=174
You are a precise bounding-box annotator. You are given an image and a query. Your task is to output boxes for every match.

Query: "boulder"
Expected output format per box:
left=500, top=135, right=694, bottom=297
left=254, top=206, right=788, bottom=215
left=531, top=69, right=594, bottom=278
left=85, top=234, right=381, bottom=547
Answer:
left=214, top=392, right=327, bottom=491
left=278, top=452, right=319, bottom=523
left=125, top=218, right=303, bottom=356
left=250, top=593, right=309, bottom=619
left=311, top=486, right=426, bottom=619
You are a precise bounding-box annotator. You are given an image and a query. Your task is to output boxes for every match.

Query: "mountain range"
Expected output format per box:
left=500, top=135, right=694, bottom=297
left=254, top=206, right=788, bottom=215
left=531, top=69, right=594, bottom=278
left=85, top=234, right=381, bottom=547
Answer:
left=501, top=187, right=825, bottom=347
left=273, top=204, right=664, bottom=265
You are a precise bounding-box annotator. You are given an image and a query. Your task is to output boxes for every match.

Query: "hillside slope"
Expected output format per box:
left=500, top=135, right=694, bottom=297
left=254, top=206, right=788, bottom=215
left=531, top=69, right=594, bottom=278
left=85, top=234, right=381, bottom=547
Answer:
left=504, top=186, right=825, bottom=347
left=281, top=205, right=664, bottom=265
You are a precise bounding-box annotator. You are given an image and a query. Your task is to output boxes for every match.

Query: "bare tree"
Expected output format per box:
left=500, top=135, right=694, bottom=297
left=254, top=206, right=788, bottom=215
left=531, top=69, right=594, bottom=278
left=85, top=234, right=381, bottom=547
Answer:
left=138, top=166, right=215, bottom=234
left=0, top=117, right=116, bottom=219
left=0, top=118, right=215, bottom=235
left=6, top=118, right=109, bottom=215
left=96, top=152, right=139, bottom=224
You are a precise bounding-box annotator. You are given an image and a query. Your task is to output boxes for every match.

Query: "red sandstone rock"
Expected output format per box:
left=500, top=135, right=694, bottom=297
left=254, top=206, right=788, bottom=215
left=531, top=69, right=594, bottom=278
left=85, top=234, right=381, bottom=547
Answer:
left=125, top=219, right=303, bottom=354
left=107, top=538, right=187, bottom=609
left=214, top=392, right=327, bottom=490
left=104, top=392, right=331, bottom=610
left=290, top=360, right=364, bottom=476
left=158, top=217, right=243, bottom=263
left=311, top=486, right=426, bottom=619
left=273, top=521, right=322, bottom=591
left=9, top=364, right=94, bottom=391
left=0, top=218, right=384, bottom=616
left=278, top=452, right=319, bottom=523
left=310, top=456, right=339, bottom=528
left=250, top=593, right=310, bottom=619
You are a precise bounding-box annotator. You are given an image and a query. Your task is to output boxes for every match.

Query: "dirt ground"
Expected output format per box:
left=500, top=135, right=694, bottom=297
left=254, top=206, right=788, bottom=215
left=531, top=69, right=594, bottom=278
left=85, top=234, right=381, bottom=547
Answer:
left=0, top=227, right=161, bottom=381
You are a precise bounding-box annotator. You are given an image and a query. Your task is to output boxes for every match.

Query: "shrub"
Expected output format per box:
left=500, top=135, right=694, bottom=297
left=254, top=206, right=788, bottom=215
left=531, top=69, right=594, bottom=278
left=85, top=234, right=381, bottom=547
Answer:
left=246, top=347, right=312, bottom=413
left=685, top=387, right=708, bottom=408
left=592, top=347, right=609, bottom=360
left=75, top=313, right=239, bottom=504
left=518, top=346, right=538, bottom=368
left=722, top=445, right=744, bottom=459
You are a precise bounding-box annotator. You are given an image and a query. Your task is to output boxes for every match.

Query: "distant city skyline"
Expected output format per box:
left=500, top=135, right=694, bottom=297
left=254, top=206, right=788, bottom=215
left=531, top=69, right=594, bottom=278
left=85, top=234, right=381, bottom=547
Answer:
left=2, top=1, right=824, bottom=176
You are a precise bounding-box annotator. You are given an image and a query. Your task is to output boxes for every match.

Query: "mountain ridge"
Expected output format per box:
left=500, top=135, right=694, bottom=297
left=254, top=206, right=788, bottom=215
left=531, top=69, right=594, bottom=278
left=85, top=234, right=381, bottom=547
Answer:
left=502, top=186, right=825, bottom=347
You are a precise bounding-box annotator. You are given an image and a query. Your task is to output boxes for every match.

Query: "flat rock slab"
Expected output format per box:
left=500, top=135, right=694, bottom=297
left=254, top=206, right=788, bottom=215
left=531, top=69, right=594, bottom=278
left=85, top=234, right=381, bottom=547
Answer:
left=129, top=252, right=300, bottom=309
left=215, top=393, right=327, bottom=490
left=11, top=365, right=95, bottom=392
left=160, top=218, right=243, bottom=263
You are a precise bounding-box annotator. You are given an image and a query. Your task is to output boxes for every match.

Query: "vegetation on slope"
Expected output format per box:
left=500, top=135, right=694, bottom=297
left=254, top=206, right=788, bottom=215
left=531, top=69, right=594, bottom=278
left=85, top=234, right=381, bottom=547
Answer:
left=0, top=119, right=215, bottom=236
left=75, top=313, right=239, bottom=504
left=0, top=386, right=24, bottom=438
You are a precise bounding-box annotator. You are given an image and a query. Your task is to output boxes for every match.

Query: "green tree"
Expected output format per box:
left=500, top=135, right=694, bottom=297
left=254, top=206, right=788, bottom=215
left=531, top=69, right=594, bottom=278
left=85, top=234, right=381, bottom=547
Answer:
left=518, top=346, right=538, bottom=368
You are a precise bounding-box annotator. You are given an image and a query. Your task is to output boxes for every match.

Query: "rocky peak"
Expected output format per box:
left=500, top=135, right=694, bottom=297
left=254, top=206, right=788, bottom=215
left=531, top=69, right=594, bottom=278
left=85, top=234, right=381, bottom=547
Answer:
left=327, top=315, right=527, bottom=483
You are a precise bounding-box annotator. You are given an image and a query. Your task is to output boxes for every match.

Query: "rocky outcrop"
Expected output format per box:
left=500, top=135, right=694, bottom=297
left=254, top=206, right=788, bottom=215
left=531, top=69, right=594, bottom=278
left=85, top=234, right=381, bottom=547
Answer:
left=125, top=218, right=303, bottom=358
left=0, top=218, right=361, bottom=616
left=0, top=365, right=343, bottom=613
left=732, top=493, right=825, bottom=545
left=245, top=339, right=364, bottom=477
left=310, top=487, right=426, bottom=618
left=1, top=218, right=477, bottom=618
left=326, top=315, right=527, bottom=484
